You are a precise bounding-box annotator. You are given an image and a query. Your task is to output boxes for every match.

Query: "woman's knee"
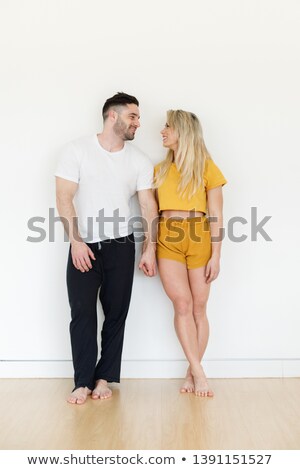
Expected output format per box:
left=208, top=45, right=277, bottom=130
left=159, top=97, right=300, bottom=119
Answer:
left=173, top=296, right=193, bottom=317
left=192, top=298, right=208, bottom=320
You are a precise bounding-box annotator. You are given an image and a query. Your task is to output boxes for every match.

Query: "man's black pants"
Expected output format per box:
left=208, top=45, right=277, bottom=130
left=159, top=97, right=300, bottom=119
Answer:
left=66, top=234, right=135, bottom=391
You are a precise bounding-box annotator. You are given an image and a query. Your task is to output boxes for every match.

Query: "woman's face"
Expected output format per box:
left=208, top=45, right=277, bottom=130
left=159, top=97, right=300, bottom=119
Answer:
left=160, top=122, right=178, bottom=152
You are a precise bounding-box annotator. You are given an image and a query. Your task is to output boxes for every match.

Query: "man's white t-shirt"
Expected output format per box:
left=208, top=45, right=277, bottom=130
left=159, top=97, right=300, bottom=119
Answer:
left=55, top=135, right=154, bottom=242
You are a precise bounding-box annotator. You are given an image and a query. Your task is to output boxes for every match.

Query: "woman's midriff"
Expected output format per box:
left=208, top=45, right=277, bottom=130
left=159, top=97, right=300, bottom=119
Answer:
left=160, top=210, right=205, bottom=218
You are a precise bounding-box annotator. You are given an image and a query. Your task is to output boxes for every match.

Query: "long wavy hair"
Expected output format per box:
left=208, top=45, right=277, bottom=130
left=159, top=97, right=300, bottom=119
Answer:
left=154, top=110, right=212, bottom=199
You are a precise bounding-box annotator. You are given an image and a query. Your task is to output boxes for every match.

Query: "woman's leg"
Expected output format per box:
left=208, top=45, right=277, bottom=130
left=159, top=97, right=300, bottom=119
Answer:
left=158, top=258, right=205, bottom=393
left=187, top=266, right=213, bottom=397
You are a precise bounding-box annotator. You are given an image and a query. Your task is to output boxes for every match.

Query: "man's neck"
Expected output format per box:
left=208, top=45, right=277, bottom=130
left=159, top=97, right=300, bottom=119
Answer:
left=97, top=132, right=125, bottom=153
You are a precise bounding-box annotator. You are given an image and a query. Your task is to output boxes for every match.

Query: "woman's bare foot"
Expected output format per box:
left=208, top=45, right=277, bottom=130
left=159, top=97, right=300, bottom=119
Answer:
left=192, top=365, right=214, bottom=397
left=180, top=375, right=195, bottom=393
left=92, top=379, right=112, bottom=400
left=180, top=368, right=195, bottom=393
left=67, top=386, right=91, bottom=405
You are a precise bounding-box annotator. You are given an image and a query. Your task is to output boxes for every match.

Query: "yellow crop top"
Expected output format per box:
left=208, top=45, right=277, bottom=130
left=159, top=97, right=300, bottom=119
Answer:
left=154, top=158, right=227, bottom=214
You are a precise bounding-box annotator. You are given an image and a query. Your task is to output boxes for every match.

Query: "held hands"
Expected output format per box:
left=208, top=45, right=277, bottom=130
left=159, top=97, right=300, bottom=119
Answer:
left=205, top=253, right=220, bottom=283
left=71, top=241, right=96, bottom=272
left=138, top=246, right=157, bottom=277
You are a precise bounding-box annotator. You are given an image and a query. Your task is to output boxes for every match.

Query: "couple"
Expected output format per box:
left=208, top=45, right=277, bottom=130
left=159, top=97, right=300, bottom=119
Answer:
left=55, top=92, right=227, bottom=405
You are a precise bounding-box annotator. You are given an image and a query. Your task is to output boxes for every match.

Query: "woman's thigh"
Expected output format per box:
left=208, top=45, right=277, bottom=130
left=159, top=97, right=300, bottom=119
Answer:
left=187, top=266, right=211, bottom=307
left=158, top=258, right=192, bottom=305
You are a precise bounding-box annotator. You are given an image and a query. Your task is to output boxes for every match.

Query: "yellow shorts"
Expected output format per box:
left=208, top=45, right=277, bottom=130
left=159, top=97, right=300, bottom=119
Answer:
left=157, top=217, right=211, bottom=269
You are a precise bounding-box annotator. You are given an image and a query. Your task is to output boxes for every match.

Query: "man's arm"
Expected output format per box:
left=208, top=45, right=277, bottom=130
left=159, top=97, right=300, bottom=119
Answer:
left=56, top=176, right=95, bottom=272
left=137, top=189, right=158, bottom=277
left=206, top=186, right=224, bottom=283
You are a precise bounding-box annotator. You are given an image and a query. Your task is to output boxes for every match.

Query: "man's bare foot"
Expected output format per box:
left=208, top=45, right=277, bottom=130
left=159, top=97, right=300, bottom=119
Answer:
left=180, top=374, right=195, bottom=393
left=67, top=386, right=91, bottom=405
left=192, top=365, right=214, bottom=397
left=92, top=379, right=112, bottom=400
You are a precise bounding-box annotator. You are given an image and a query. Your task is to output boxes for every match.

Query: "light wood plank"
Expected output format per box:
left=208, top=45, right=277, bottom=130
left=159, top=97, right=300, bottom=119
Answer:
left=0, top=378, right=299, bottom=450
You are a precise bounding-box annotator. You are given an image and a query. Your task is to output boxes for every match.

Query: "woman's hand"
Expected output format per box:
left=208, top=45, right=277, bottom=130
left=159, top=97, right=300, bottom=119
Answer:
left=205, top=254, right=220, bottom=283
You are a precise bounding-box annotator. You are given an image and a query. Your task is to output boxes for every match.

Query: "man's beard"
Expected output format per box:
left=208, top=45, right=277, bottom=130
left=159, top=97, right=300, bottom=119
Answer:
left=113, top=116, right=135, bottom=141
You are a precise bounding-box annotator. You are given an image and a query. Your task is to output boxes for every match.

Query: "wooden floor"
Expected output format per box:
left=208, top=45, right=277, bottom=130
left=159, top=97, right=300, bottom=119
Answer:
left=0, top=378, right=299, bottom=450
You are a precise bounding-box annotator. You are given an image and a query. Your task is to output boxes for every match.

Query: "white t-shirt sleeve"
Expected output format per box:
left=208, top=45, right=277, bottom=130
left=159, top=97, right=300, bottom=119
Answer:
left=136, top=155, right=154, bottom=191
left=54, top=142, right=80, bottom=183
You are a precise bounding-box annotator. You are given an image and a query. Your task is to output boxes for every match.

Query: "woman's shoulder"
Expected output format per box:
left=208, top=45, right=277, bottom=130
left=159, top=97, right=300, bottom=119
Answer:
left=154, top=159, right=165, bottom=168
left=204, top=156, right=213, bottom=167
left=154, top=160, right=165, bottom=173
left=204, top=155, right=226, bottom=170
left=203, top=156, right=227, bottom=188
left=204, top=156, right=220, bottom=174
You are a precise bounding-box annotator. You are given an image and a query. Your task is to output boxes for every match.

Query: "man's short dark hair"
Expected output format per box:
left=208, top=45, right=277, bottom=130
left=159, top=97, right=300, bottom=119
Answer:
left=102, top=92, right=139, bottom=120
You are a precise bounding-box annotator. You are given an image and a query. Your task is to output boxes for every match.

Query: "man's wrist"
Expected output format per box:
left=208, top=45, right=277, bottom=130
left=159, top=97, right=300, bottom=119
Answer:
left=71, top=238, right=84, bottom=246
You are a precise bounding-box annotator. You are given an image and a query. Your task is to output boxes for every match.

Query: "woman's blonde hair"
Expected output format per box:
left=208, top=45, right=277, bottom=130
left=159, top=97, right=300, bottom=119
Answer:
left=154, top=110, right=212, bottom=199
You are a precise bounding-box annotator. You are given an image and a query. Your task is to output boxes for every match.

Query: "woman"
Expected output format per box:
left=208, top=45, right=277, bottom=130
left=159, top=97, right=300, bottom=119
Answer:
left=154, top=110, right=227, bottom=397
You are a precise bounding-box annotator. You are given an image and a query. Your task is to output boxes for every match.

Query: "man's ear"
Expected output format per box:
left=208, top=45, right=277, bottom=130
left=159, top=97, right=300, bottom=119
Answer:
left=108, top=109, right=118, bottom=123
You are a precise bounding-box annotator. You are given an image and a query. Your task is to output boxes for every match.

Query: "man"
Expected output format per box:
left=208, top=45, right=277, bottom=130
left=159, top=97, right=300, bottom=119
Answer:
left=55, top=92, right=158, bottom=405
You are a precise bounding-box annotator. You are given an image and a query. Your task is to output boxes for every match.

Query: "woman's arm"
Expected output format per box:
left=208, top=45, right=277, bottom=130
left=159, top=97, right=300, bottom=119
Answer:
left=206, top=186, right=224, bottom=283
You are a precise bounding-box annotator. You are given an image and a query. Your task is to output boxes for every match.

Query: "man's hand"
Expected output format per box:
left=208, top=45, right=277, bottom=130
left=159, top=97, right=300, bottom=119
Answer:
left=71, top=241, right=96, bottom=272
left=205, top=254, right=220, bottom=283
left=138, top=246, right=157, bottom=277
left=137, top=188, right=158, bottom=277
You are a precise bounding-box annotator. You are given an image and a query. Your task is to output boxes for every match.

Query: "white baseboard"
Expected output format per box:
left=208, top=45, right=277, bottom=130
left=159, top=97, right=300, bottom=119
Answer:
left=0, top=359, right=299, bottom=378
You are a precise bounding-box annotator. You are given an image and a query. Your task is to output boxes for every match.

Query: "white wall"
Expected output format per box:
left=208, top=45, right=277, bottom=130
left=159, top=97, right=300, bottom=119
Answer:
left=1, top=0, right=299, bottom=378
